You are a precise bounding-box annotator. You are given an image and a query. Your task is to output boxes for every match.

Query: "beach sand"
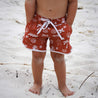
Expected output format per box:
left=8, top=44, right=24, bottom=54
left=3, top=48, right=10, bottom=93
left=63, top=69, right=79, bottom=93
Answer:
left=0, top=0, right=98, bottom=98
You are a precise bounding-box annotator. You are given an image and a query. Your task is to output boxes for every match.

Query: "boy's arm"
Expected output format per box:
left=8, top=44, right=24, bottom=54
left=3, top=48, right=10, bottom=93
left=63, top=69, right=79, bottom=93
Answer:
left=66, top=0, right=78, bottom=26
left=25, top=0, right=36, bottom=24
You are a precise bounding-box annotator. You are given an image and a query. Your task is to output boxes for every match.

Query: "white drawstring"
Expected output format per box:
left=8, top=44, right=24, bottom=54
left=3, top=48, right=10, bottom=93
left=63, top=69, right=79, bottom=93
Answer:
left=37, top=18, right=64, bottom=40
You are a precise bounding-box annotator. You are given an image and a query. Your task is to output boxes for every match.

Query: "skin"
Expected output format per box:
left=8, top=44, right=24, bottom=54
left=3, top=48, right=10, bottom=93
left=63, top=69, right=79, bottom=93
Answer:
left=25, top=0, right=77, bottom=25
left=25, top=0, right=77, bottom=97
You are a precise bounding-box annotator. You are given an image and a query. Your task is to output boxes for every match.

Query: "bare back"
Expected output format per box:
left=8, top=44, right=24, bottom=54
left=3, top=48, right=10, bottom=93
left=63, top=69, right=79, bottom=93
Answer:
left=36, top=0, right=68, bottom=19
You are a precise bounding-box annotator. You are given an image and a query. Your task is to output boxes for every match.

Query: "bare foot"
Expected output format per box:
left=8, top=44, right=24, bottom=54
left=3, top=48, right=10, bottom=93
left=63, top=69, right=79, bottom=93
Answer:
left=29, top=83, right=42, bottom=95
left=59, top=86, right=74, bottom=97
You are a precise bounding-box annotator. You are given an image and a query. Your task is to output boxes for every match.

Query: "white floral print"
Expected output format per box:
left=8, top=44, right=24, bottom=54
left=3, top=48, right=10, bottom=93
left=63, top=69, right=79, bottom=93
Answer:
left=51, top=29, right=56, bottom=34
left=31, top=38, right=36, bottom=43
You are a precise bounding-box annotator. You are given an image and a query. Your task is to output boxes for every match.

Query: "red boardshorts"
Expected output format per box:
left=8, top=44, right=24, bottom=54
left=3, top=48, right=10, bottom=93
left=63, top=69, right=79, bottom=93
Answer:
left=22, top=14, right=72, bottom=54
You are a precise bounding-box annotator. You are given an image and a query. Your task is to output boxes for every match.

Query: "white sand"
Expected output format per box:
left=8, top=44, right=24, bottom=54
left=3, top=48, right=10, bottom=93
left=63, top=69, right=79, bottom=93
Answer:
left=0, top=0, right=98, bottom=98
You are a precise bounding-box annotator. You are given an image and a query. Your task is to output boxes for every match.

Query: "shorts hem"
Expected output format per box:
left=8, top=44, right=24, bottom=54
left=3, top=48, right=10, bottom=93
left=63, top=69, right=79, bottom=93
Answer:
left=50, top=50, right=71, bottom=55
left=23, top=44, right=46, bottom=52
left=32, top=49, right=46, bottom=52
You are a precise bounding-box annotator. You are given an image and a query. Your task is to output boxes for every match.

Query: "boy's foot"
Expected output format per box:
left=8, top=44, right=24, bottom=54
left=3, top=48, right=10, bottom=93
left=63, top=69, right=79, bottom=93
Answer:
left=59, top=86, right=74, bottom=97
left=29, top=83, right=42, bottom=95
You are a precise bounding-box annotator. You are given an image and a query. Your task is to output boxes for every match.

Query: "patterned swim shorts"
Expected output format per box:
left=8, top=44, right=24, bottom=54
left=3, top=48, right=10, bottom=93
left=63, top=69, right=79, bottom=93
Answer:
left=22, top=14, right=72, bottom=54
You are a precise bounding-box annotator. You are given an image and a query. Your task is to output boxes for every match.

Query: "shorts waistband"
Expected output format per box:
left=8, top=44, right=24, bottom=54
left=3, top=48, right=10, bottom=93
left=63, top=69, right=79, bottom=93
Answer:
left=34, top=13, right=66, bottom=21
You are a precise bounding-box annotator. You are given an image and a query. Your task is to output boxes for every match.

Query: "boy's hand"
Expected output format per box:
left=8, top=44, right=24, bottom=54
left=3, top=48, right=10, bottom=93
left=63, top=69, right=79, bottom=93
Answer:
left=66, top=22, right=72, bottom=27
left=66, top=0, right=77, bottom=26
left=26, top=18, right=32, bottom=25
left=25, top=0, right=36, bottom=24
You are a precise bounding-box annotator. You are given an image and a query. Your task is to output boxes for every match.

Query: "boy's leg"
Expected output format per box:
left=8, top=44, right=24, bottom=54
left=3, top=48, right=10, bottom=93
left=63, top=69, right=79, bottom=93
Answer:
left=50, top=52, right=74, bottom=97
left=29, top=51, right=46, bottom=95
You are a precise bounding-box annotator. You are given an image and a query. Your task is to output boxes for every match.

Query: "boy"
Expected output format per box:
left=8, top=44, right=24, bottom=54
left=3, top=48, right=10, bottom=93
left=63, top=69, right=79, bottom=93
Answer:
left=23, top=0, right=77, bottom=97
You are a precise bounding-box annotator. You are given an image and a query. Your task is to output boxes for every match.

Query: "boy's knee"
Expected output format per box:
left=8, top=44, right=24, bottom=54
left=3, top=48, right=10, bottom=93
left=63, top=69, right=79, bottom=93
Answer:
left=50, top=52, right=64, bottom=63
left=32, top=51, right=46, bottom=64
